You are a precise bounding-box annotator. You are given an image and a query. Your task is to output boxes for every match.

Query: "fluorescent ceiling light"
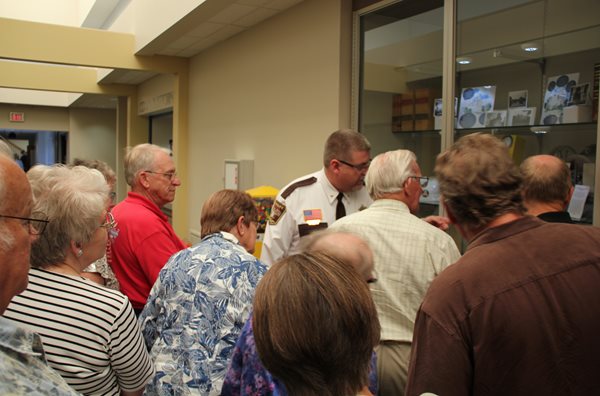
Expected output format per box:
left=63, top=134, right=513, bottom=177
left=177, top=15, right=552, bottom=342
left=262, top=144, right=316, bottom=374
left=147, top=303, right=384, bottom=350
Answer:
left=456, top=56, right=472, bottom=65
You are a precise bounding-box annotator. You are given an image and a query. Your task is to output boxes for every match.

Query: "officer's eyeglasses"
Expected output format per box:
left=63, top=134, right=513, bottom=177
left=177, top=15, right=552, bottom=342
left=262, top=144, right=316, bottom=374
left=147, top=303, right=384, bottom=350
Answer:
left=338, top=159, right=372, bottom=172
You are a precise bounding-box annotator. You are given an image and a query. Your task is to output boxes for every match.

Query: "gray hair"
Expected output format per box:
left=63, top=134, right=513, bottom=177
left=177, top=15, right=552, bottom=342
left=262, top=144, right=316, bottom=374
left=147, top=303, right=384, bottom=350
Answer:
left=28, top=165, right=109, bottom=268
left=435, top=133, right=523, bottom=229
left=366, top=150, right=416, bottom=200
left=323, top=129, right=371, bottom=167
left=71, top=158, right=116, bottom=186
left=124, top=143, right=171, bottom=186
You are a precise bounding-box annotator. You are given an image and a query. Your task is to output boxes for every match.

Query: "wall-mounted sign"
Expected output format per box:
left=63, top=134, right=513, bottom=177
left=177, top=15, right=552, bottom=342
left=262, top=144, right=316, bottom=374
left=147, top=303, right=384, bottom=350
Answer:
left=9, top=112, right=25, bottom=122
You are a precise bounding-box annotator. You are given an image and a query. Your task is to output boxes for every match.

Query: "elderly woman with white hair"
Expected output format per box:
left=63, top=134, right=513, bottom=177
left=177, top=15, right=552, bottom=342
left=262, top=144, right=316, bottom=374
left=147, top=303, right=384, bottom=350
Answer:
left=3, top=165, right=154, bottom=396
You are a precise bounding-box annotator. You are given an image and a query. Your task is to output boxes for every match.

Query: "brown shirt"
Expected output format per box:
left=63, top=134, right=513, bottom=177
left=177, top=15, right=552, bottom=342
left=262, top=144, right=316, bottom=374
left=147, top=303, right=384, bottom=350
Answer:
left=406, top=216, right=600, bottom=396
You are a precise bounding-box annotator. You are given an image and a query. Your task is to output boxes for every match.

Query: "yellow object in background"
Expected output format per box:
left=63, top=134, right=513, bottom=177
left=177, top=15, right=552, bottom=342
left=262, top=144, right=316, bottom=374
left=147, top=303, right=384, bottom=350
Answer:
left=503, top=135, right=526, bottom=164
left=246, top=185, right=279, bottom=259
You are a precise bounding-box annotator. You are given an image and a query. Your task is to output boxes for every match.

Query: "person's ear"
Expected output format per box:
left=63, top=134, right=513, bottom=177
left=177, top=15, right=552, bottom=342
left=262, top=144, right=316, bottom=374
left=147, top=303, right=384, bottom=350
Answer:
left=329, top=159, right=342, bottom=173
left=138, top=171, right=151, bottom=189
left=565, top=185, right=575, bottom=207
left=70, top=240, right=83, bottom=258
left=236, top=216, right=246, bottom=236
left=442, top=200, right=457, bottom=225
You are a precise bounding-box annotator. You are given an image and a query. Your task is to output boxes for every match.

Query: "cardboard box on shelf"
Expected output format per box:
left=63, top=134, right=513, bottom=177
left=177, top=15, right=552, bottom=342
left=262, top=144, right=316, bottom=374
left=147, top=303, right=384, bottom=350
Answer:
left=563, top=105, right=592, bottom=123
left=414, top=117, right=434, bottom=131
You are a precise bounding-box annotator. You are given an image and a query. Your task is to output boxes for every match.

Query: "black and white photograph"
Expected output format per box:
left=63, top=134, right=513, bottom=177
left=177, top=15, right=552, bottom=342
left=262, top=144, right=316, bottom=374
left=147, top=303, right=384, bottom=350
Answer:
left=484, top=110, right=507, bottom=127
left=433, top=98, right=443, bottom=117
left=508, top=90, right=528, bottom=108
left=508, top=107, right=536, bottom=126
left=568, top=83, right=590, bottom=106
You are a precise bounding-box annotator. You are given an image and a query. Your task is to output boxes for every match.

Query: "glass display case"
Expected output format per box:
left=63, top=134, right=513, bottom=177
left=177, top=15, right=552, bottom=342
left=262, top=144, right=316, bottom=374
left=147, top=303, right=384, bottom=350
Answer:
left=354, top=0, right=600, bottom=225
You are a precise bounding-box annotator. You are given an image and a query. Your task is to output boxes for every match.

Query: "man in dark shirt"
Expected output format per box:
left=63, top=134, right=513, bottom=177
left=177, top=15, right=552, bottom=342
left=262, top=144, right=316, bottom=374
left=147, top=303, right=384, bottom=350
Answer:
left=406, top=134, right=600, bottom=396
left=520, top=154, right=574, bottom=223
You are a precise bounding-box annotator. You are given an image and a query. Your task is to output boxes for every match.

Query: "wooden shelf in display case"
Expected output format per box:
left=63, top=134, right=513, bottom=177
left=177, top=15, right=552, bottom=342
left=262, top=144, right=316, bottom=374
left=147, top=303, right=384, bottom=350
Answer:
left=392, top=88, right=438, bottom=132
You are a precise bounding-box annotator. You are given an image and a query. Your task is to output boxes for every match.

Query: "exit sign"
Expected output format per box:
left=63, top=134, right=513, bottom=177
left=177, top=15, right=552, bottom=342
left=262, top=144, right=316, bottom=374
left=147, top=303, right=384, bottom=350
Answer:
left=9, top=112, right=24, bottom=122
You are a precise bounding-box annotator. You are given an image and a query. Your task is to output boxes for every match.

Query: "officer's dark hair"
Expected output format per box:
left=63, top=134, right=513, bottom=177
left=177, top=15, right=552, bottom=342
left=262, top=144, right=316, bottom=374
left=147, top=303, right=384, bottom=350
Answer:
left=323, top=129, right=371, bottom=168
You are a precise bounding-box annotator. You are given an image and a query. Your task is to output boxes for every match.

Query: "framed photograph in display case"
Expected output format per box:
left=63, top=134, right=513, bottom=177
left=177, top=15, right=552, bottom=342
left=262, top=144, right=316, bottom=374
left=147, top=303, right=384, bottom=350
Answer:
left=541, top=73, right=579, bottom=124
left=484, top=110, right=507, bottom=127
left=508, top=90, right=528, bottom=108
left=508, top=107, right=536, bottom=126
left=568, top=83, right=591, bottom=106
left=458, top=86, right=496, bottom=128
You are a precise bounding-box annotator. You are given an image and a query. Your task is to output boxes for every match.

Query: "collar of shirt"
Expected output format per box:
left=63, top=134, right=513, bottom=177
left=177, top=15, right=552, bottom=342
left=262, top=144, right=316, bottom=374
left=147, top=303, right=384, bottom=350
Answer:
left=202, top=231, right=240, bottom=246
left=318, top=168, right=343, bottom=206
left=468, top=216, right=543, bottom=250
left=126, top=192, right=168, bottom=222
left=369, top=198, right=410, bottom=213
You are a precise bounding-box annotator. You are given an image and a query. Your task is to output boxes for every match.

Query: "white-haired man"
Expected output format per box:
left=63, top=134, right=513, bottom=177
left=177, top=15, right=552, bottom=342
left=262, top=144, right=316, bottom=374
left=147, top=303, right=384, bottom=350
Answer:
left=111, top=143, right=186, bottom=314
left=330, top=149, right=460, bottom=396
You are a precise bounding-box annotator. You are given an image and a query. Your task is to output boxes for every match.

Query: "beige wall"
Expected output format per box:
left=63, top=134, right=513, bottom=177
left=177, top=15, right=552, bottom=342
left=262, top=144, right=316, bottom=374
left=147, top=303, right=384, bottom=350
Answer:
left=138, top=73, right=175, bottom=115
left=0, top=103, right=69, bottom=131
left=186, top=0, right=350, bottom=235
left=0, top=103, right=116, bottom=172
left=68, top=107, right=117, bottom=170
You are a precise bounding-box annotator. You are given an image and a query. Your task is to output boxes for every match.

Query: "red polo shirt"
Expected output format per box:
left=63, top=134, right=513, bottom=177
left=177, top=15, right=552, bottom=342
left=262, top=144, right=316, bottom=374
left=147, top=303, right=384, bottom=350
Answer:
left=110, top=192, right=186, bottom=310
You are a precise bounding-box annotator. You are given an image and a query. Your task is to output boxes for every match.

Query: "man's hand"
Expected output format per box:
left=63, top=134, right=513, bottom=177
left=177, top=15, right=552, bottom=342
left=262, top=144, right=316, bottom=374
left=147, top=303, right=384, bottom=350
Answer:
left=423, top=215, right=450, bottom=231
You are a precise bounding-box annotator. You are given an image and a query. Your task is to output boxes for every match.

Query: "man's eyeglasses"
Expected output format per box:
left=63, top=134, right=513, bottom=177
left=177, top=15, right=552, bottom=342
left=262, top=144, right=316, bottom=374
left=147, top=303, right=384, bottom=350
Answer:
left=409, top=176, right=429, bottom=188
left=0, top=215, right=49, bottom=235
left=338, top=159, right=371, bottom=172
left=100, top=212, right=119, bottom=239
left=144, top=170, right=178, bottom=181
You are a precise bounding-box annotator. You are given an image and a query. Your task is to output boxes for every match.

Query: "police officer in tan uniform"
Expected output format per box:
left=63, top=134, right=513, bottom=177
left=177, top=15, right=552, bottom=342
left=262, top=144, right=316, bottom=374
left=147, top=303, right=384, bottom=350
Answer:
left=261, top=130, right=373, bottom=266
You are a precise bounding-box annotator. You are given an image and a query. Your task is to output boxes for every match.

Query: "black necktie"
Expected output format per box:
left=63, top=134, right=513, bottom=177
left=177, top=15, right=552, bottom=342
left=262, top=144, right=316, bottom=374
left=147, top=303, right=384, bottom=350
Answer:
left=336, top=192, right=346, bottom=220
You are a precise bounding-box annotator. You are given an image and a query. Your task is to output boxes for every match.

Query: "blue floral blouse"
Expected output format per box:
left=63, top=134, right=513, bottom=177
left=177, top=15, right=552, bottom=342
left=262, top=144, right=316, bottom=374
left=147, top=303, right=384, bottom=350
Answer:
left=139, top=232, right=267, bottom=396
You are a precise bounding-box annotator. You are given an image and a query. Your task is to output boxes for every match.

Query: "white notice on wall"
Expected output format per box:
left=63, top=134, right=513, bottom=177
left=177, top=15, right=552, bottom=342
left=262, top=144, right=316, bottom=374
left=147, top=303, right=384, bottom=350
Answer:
left=224, top=161, right=239, bottom=190
left=567, top=184, right=590, bottom=221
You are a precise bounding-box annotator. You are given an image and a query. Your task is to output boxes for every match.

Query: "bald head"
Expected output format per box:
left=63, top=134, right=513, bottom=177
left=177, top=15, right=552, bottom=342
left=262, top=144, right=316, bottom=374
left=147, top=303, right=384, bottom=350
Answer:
left=0, top=155, right=34, bottom=313
left=520, top=154, right=573, bottom=215
left=300, top=230, right=375, bottom=282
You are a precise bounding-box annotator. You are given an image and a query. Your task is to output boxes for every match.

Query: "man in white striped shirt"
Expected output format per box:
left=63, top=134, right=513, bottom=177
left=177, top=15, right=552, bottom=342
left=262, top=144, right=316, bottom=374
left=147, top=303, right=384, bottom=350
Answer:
left=330, top=149, right=460, bottom=396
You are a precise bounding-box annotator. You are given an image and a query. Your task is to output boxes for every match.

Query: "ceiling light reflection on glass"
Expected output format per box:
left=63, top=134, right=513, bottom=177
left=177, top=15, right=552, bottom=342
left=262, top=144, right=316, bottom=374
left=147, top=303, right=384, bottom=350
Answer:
left=456, top=56, right=472, bottom=65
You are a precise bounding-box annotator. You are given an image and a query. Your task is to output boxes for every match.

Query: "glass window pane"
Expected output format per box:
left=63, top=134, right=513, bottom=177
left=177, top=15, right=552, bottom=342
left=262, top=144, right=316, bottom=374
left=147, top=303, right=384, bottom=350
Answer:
left=359, top=0, right=444, bottom=216
left=455, top=0, right=600, bottom=224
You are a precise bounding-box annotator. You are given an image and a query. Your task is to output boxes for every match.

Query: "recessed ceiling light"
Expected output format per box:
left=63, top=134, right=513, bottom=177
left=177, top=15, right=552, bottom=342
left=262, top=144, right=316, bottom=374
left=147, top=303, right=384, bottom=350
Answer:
left=456, top=56, right=472, bottom=65
left=521, top=42, right=539, bottom=52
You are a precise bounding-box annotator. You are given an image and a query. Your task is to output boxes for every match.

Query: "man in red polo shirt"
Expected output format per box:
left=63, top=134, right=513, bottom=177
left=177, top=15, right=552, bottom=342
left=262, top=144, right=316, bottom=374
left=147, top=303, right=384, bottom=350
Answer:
left=111, top=143, right=186, bottom=314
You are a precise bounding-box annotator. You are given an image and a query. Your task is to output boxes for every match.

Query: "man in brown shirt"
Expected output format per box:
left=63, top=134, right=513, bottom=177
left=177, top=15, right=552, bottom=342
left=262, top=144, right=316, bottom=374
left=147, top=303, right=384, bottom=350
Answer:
left=406, top=133, right=600, bottom=396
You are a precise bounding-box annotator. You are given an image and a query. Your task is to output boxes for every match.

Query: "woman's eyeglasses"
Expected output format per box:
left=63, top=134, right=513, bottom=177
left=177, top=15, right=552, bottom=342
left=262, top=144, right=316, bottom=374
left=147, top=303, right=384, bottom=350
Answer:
left=100, top=212, right=119, bottom=239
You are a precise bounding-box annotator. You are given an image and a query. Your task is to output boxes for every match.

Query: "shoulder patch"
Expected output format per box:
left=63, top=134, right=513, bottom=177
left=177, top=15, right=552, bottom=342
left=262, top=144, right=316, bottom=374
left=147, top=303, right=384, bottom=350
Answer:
left=281, top=177, right=317, bottom=199
left=268, top=200, right=287, bottom=225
